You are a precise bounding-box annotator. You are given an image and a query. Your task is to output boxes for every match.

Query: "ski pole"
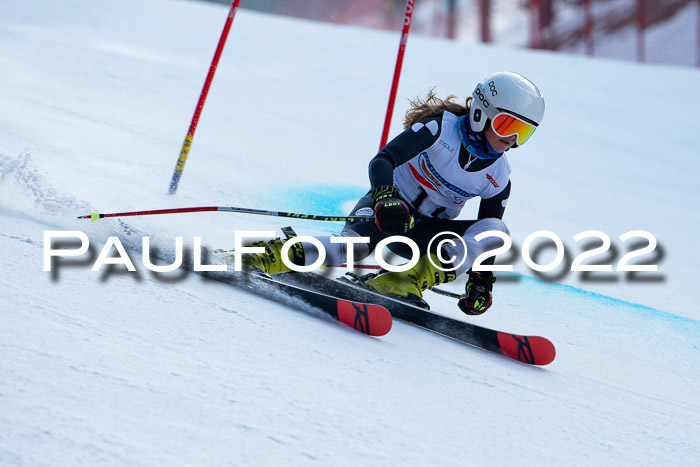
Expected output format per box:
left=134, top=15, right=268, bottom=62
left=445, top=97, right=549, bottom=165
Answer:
left=379, top=0, right=415, bottom=150
left=168, top=0, right=241, bottom=195
left=77, top=205, right=373, bottom=223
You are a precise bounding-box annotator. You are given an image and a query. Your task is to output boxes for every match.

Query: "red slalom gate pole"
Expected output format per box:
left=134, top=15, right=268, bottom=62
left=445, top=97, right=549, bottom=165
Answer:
left=168, top=0, right=241, bottom=195
left=379, top=0, right=415, bottom=150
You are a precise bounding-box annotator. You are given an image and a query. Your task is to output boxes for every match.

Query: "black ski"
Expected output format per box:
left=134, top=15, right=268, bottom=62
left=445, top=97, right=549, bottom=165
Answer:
left=272, top=272, right=556, bottom=365
left=203, top=271, right=392, bottom=337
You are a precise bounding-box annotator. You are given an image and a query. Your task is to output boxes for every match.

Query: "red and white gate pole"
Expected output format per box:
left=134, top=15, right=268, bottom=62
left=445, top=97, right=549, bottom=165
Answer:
left=168, top=0, right=241, bottom=195
left=379, top=0, right=416, bottom=150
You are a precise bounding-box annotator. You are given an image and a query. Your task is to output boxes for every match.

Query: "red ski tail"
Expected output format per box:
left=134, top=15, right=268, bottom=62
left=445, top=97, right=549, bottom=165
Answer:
left=497, top=333, right=556, bottom=365
left=337, top=300, right=393, bottom=337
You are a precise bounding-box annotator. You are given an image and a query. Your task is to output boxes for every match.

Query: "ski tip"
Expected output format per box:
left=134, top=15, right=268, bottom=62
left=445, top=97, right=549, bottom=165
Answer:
left=337, top=300, right=392, bottom=337
left=497, top=333, right=556, bottom=366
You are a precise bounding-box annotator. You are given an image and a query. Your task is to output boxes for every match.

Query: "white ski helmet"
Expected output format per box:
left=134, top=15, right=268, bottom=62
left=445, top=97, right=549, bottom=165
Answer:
left=469, top=71, right=545, bottom=145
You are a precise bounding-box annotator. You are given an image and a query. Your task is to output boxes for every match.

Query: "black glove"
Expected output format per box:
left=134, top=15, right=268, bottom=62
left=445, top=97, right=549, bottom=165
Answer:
left=458, top=271, right=496, bottom=315
left=372, top=185, right=413, bottom=235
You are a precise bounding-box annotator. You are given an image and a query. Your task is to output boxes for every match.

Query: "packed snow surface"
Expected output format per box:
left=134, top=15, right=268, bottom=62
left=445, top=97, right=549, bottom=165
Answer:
left=1, top=0, right=698, bottom=464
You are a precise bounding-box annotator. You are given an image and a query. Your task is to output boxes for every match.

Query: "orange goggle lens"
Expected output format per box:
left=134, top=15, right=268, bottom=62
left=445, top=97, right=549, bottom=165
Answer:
left=491, top=112, right=537, bottom=145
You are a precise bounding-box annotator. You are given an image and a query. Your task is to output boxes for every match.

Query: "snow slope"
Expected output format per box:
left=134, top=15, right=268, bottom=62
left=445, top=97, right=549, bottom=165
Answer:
left=1, top=0, right=699, bottom=464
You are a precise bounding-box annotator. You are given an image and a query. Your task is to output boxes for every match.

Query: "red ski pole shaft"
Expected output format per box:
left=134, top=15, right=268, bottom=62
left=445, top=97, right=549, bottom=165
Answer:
left=78, top=206, right=219, bottom=221
left=379, top=0, right=415, bottom=150
left=168, top=0, right=241, bottom=195
left=78, top=206, right=373, bottom=223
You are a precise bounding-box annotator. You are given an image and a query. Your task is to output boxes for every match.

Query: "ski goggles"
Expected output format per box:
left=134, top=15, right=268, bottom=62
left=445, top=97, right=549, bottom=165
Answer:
left=491, top=112, right=538, bottom=145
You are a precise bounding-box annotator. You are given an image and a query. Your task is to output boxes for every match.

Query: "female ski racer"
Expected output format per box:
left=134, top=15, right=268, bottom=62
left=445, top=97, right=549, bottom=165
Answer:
left=241, top=71, right=545, bottom=315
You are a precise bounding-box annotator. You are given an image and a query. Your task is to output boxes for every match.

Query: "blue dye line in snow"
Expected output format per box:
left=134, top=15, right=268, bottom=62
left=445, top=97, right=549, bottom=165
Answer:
left=278, top=184, right=367, bottom=216
left=511, top=272, right=698, bottom=325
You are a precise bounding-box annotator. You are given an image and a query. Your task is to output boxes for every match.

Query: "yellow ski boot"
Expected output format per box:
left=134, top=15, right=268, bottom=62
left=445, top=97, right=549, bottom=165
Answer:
left=363, top=253, right=455, bottom=306
left=227, top=238, right=298, bottom=275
